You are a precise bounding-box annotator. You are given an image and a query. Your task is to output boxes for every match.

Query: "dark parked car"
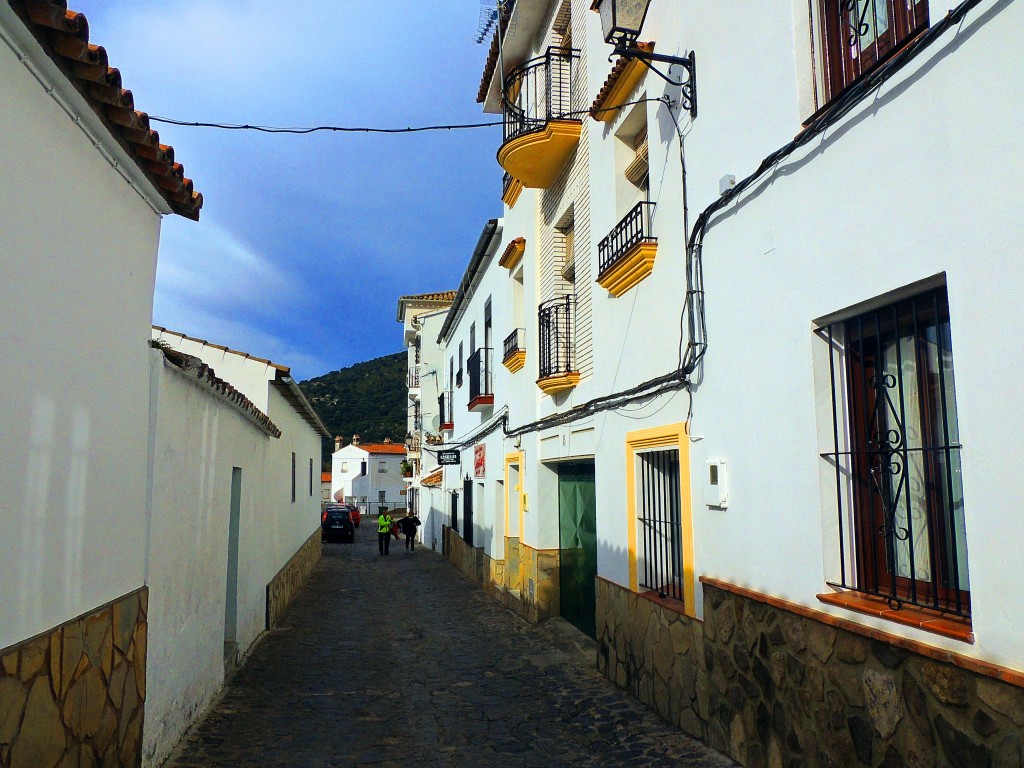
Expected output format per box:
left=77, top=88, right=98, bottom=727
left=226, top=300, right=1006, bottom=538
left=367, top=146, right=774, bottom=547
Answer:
left=321, top=504, right=354, bottom=543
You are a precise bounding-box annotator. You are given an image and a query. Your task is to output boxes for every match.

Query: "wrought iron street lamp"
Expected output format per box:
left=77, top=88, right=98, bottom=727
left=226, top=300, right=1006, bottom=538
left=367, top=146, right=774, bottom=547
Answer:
left=593, top=0, right=697, bottom=117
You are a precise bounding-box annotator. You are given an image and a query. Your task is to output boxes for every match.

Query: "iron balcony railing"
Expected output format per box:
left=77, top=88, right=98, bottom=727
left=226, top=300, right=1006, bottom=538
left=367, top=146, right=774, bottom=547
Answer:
left=503, top=328, right=526, bottom=363
left=598, top=201, right=657, bottom=279
left=503, top=47, right=580, bottom=145
left=638, top=448, right=685, bottom=602
left=438, top=391, right=453, bottom=427
left=407, top=368, right=420, bottom=388
left=819, top=286, right=969, bottom=618
left=538, top=295, right=575, bottom=379
left=468, top=348, right=494, bottom=403
left=502, top=171, right=513, bottom=198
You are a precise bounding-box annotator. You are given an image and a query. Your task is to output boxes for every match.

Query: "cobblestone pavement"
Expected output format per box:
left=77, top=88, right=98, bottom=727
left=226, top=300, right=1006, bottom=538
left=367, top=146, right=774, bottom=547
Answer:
left=163, top=530, right=737, bottom=768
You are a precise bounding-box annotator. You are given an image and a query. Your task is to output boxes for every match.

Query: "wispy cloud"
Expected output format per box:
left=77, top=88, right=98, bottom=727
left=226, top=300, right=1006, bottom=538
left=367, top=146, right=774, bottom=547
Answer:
left=77, top=0, right=501, bottom=378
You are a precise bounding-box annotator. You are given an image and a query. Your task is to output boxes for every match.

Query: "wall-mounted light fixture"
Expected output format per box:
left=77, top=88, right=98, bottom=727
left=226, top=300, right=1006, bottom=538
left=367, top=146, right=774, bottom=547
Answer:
left=593, top=0, right=697, bottom=118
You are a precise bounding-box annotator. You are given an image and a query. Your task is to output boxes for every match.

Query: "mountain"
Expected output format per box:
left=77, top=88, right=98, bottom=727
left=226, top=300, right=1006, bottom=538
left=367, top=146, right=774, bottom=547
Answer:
left=299, top=351, right=407, bottom=468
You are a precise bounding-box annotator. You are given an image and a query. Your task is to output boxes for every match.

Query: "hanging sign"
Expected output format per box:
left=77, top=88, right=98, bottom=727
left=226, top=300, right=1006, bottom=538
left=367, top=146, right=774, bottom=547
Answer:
left=474, top=444, right=486, bottom=478
left=437, top=450, right=460, bottom=466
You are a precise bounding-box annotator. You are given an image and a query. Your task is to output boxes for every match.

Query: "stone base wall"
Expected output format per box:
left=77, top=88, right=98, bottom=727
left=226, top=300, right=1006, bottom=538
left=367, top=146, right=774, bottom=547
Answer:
left=596, top=578, right=708, bottom=740
left=443, top=527, right=560, bottom=625
left=702, top=582, right=1024, bottom=768
left=596, top=576, right=1024, bottom=767
left=0, top=588, right=149, bottom=768
left=266, top=530, right=322, bottom=630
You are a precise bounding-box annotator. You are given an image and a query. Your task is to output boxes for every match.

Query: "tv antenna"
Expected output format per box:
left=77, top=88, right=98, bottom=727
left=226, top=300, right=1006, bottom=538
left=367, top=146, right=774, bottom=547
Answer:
left=475, top=0, right=498, bottom=43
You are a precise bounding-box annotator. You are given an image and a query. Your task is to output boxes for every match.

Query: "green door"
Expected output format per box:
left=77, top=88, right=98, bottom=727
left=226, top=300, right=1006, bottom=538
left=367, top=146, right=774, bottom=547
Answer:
left=558, top=461, right=597, bottom=638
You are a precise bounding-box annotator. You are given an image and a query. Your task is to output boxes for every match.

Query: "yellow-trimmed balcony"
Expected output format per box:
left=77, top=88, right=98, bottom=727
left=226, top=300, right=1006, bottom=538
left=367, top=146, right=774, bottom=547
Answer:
left=537, top=371, right=580, bottom=395
left=596, top=201, right=658, bottom=297
left=536, top=295, right=579, bottom=395
left=502, top=328, right=527, bottom=373
left=498, top=47, right=581, bottom=189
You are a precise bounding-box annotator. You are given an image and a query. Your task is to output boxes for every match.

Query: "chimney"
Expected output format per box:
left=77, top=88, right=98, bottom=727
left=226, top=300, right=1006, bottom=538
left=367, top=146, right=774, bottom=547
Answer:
left=334, top=435, right=343, bottom=452
left=383, top=437, right=392, bottom=444
left=352, top=434, right=360, bottom=445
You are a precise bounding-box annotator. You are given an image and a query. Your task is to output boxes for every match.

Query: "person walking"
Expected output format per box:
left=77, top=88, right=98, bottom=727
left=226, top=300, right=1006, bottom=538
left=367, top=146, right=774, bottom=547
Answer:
left=377, top=510, right=394, bottom=556
left=398, top=511, right=421, bottom=552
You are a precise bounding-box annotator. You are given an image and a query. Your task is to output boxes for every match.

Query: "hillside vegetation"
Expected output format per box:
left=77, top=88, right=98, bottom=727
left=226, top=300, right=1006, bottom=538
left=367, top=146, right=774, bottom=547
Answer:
left=300, top=351, right=407, bottom=468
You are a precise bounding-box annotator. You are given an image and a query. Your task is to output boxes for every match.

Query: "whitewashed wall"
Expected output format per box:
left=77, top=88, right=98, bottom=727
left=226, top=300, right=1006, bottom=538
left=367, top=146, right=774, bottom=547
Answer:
left=143, top=353, right=270, bottom=766
left=691, top=0, right=1024, bottom=667
left=0, top=30, right=163, bottom=652
left=143, top=355, right=321, bottom=766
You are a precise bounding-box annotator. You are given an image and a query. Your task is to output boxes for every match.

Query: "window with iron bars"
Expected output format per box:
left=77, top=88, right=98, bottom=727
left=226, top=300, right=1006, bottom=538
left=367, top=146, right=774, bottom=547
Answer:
left=637, top=448, right=685, bottom=602
left=819, top=286, right=969, bottom=618
left=817, top=0, right=929, bottom=102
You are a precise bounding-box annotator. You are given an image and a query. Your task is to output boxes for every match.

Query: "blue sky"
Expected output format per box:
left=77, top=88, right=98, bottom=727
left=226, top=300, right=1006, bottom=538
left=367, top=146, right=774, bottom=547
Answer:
left=77, top=1, right=501, bottom=380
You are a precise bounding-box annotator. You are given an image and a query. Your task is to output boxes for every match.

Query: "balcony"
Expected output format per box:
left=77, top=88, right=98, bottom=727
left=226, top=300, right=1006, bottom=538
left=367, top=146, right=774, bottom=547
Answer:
left=502, top=328, right=526, bottom=373
left=498, top=47, right=581, bottom=189
left=438, top=392, right=454, bottom=431
left=597, top=202, right=658, bottom=297
left=467, top=348, right=494, bottom=411
left=407, top=367, right=421, bottom=400
left=537, top=295, right=579, bottom=395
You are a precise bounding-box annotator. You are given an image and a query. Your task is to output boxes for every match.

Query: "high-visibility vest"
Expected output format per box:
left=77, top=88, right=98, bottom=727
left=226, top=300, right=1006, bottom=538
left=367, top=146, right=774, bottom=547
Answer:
left=378, top=515, right=392, bottom=533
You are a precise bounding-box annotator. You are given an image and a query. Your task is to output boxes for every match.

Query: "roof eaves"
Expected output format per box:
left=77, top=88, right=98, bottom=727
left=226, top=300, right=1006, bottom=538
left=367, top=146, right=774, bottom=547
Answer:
left=272, top=371, right=331, bottom=439
left=4, top=1, right=203, bottom=220
left=152, top=326, right=290, bottom=373
left=154, top=343, right=282, bottom=438
left=437, top=219, right=501, bottom=344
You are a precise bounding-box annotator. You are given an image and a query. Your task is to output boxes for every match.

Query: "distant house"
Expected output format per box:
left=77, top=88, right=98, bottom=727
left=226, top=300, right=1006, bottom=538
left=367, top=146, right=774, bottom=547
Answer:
left=331, top=436, right=408, bottom=514
left=321, top=471, right=332, bottom=504
left=397, top=290, right=457, bottom=548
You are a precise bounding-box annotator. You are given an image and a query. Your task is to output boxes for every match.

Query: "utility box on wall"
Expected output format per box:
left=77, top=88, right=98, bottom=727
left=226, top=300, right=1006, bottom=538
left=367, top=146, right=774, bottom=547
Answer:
left=704, top=460, right=728, bottom=509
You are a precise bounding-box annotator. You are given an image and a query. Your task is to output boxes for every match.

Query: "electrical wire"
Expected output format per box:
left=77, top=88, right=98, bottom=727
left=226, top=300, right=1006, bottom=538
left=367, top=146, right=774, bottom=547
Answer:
left=438, top=0, right=986, bottom=452
left=148, top=96, right=663, bottom=136
left=149, top=117, right=502, bottom=134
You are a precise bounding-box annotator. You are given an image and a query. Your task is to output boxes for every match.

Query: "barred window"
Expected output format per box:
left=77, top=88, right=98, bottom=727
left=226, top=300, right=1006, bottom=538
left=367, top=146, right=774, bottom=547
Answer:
left=637, top=448, right=684, bottom=602
left=820, top=286, right=969, bottom=617
left=818, top=0, right=929, bottom=101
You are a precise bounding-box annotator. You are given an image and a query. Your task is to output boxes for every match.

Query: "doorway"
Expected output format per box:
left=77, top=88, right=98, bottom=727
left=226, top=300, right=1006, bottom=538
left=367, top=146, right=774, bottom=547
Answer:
left=557, top=461, right=597, bottom=638
left=224, top=467, right=242, bottom=664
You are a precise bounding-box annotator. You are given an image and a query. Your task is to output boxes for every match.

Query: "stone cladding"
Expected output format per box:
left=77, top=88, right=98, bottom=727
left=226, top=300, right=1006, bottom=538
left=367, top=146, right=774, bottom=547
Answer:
left=442, top=527, right=560, bottom=624
left=596, top=576, right=1024, bottom=767
left=266, top=530, right=322, bottom=630
left=0, top=588, right=148, bottom=768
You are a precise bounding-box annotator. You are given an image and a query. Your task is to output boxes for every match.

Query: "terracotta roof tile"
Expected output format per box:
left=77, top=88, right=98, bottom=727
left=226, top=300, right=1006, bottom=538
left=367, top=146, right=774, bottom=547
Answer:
left=421, top=467, right=443, bottom=487
left=590, top=42, right=655, bottom=121
left=155, top=343, right=281, bottom=437
left=354, top=443, right=407, bottom=455
left=9, top=0, right=203, bottom=220
left=398, top=290, right=457, bottom=303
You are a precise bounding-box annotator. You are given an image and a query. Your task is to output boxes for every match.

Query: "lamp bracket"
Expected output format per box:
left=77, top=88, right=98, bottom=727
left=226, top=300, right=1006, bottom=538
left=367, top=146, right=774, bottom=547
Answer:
left=611, top=45, right=697, bottom=119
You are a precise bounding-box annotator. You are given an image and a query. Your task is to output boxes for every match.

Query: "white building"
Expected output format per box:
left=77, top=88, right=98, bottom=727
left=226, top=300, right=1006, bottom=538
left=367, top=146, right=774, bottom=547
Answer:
left=423, top=0, right=1024, bottom=764
left=0, top=2, right=204, bottom=765
left=331, top=437, right=408, bottom=515
left=145, top=329, right=328, bottom=765
left=397, top=290, right=457, bottom=548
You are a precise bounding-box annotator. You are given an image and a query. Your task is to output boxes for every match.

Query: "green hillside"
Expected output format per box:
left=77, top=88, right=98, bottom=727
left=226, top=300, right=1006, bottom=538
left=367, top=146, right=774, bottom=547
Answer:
left=300, top=351, right=407, bottom=468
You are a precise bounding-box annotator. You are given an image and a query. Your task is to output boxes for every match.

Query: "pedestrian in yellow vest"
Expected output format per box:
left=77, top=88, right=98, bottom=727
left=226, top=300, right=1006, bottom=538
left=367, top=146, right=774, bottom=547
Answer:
left=377, top=511, right=394, bottom=556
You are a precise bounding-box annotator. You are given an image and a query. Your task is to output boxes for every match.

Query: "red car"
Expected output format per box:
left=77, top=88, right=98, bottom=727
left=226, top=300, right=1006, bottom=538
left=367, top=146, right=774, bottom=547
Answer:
left=346, top=504, right=361, bottom=528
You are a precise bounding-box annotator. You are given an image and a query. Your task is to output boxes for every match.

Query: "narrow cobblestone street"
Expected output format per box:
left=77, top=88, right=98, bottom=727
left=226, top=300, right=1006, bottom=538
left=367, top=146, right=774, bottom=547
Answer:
left=163, top=528, right=737, bottom=767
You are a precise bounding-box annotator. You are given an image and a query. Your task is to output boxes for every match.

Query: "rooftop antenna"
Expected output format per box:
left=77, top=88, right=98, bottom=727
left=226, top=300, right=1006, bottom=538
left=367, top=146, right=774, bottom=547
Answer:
left=475, top=0, right=498, bottom=43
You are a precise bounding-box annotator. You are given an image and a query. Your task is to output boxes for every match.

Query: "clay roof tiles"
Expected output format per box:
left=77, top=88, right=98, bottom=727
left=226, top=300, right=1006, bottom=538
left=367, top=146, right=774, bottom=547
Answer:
left=9, top=0, right=203, bottom=220
left=355, top=443, right=407, bottom=455
left=398, top=290, right=457, bottom=303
